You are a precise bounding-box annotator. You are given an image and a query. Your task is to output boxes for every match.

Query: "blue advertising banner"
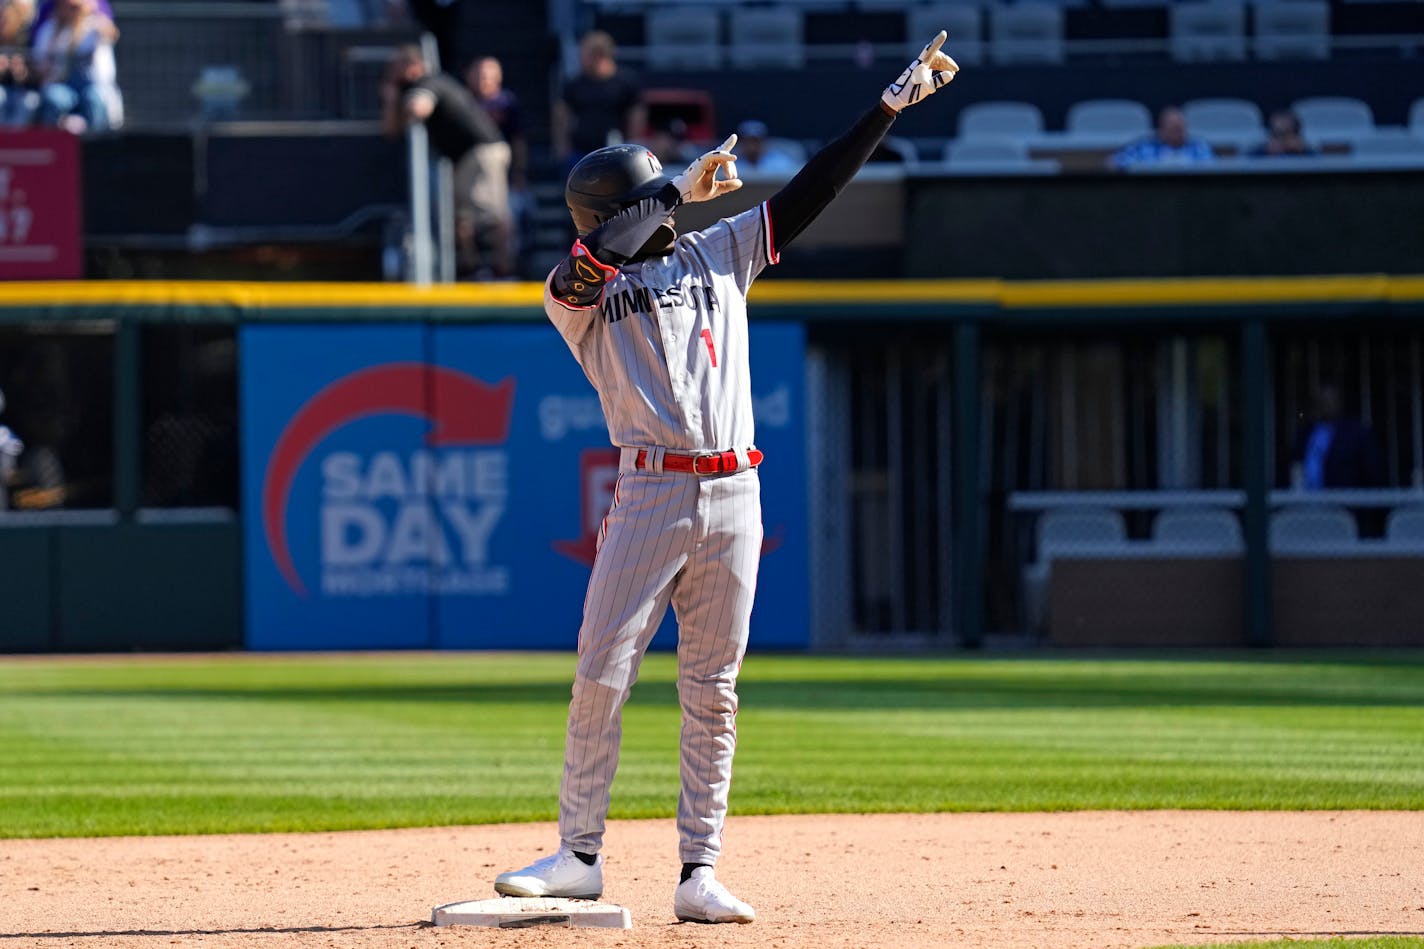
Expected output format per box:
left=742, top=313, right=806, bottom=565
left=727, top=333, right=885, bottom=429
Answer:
left=242, top=324, right=432, bottom=649
left=241, top=321, right=808, bottom=651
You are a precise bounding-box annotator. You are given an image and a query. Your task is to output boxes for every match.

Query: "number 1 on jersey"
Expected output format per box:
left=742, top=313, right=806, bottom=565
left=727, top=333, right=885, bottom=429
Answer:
left=700, top=328, right=718, bottom=368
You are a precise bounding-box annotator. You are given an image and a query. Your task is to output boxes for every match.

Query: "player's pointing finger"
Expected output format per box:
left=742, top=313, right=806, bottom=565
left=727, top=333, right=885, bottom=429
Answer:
left=719, top=133, right=738, bottom=155
left=923, top=30, right=946, bottom=58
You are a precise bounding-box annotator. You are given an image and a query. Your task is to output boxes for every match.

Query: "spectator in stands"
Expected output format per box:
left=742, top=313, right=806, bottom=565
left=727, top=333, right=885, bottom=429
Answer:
left=465, top=56, right=526, bottom=191
left=382, top=44, right=514, bottom=279
left=0, top=0, right=38, bottom=126
left=1251, top=108, right=1315, bottom=157
left=1109, top=106, right=1214, bottom=170
left=735, top=119, right=802, bottom=174
left=552, top=30, right=644, bottom=168
left=1292, top=383, right=1385, bottom=490
left=30, top=0, right=120, bottom=133
left=464, top=54, right=525, bottom=274
left=28, top=0, right=108, bottom=35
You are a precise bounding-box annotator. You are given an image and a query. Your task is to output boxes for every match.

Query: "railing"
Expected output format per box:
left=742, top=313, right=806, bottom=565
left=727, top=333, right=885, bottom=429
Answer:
left=112, top=2, right=418, bottom=124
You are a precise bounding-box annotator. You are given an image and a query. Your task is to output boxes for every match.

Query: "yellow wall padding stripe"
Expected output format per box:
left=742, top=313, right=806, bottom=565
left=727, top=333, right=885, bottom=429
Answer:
left=995, top=275, right=1398, bottom=308
left=748, top=280, right=1001, bottom=304
left=0, top=281, right=543, bottom=308
left=1386, top=276, right=1424, bottom=302
left=0, top=275, right=1419, bottom=310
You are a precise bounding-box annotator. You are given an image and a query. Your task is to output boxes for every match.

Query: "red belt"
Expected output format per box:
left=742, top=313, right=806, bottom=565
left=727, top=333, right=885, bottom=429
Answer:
left=634, top=448, right=763, bottom=475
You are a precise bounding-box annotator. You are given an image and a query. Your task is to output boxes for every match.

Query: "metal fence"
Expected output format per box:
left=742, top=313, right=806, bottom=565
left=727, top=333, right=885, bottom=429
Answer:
left=113, top=3, right=417, bottom=125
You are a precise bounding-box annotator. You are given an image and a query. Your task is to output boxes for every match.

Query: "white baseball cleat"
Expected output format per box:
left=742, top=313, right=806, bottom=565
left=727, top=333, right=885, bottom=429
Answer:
left=673, top=866, right=756, bottom=924
left=494, top=848, right=603, bottom=900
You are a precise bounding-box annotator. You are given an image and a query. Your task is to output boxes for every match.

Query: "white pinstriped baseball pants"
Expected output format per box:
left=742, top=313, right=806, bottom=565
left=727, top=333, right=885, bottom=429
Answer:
left=558, top=467, right=762, bottom=866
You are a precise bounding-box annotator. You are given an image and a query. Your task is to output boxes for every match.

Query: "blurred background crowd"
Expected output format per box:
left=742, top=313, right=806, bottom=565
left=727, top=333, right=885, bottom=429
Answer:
left=0, top=0, right=1418, bottom=281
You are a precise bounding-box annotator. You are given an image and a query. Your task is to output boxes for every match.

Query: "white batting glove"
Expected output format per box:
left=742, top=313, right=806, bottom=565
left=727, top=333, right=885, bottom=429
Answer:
left=671, top=134, right=743, bottom=204
left=882, top=30, right=960, bottom=113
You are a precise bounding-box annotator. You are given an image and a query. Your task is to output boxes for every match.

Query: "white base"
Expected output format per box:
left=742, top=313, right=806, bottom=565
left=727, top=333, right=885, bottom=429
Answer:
left=431, top=896, right=632, bottom=929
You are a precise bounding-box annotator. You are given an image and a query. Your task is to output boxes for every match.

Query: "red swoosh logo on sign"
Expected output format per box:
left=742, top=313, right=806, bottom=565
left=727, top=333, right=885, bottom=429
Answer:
left=261, top=362, right=514, bottom=597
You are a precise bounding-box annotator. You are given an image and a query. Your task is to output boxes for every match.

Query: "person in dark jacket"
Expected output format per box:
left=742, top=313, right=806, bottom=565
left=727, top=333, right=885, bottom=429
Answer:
left=1292, top=383, right=1386, bottom=489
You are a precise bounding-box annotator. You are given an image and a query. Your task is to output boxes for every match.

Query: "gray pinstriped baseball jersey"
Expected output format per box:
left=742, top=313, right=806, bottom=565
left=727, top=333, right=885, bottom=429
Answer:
left=544, top=202, right=776, bottom=866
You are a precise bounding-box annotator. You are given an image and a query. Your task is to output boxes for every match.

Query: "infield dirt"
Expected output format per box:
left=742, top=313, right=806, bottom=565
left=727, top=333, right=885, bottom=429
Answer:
left=3, top=811, right=1420, bottom=949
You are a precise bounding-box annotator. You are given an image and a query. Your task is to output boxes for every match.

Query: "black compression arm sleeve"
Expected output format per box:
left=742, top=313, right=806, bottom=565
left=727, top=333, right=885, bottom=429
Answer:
left=766, top=103, right=896, bottom=253
left=548, top=182, right=681, bottom=308
left=581, top=182, right=681, bottom=266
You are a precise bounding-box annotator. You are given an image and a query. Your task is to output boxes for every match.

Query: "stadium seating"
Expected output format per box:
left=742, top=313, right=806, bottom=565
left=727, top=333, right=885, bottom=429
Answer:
left=1036, top=510, right=1131, bottom=562
left=1253, top=0, right=1331, bottom=61
left=645, top=8, right=724, bottom=70
left=728, top=7, right=805, bottom=68
left=1385, top=505, right=1424, bottom=551
left=1023, top=508, right=1130, bottom=630
left=956, top=101, right=1046, bottom=141
left=1169, top=3, right=1248, bottom=63
left=1350, top=132, right=1424, bottom=164
left=944, top=137, right=1031, bottom=163
left=1293, top=96, right=1375, bottom=147
left=988, top=4, right=1065, bottom=65
left=1268, top=505, right=1358, bottom=554
left=907, top=4, right=985, bottom=66
left=1064, top=98, right=1153, bottom=147
left=1182, top=97, right=1266, bottom=151
left=940, top=137, right=1060, bottom=173
left=1152, top=506, right=1245, bottom=555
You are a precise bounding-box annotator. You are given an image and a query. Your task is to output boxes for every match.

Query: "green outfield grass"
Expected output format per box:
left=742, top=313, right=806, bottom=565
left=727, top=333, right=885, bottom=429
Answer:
left=1144, top=934, right=1424, bottom=940
left=1, top=652, right=1421, bottom=838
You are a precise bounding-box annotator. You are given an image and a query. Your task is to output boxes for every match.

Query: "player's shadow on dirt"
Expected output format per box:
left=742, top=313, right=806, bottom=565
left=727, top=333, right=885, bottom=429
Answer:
left=0, top=924, right=421, bottom=940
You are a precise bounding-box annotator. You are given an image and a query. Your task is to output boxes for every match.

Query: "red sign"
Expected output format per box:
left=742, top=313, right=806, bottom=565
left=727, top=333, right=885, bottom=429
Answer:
left=0, top=129, right=82, bottom=280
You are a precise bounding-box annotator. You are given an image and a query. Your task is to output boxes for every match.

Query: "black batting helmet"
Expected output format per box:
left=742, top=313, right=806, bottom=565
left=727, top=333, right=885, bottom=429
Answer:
left=565, top=144, right=673, bottom=236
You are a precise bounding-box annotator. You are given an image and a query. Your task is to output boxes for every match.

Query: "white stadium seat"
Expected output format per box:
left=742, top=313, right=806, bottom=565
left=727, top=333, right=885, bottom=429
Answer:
left=1064, top=98, right=1153, bottom=147
left=728, top=7, right=804, bottom=69
left=1293, top=96, right=1375, bottom=147
left=645, top=8, right=723, bottom=70
left=989, top=4, right=1065, bottom=65
left=1170, top=3, right=1248, bottom=62
left=1182, top=97, right=1266, bottom=151
left=909, top=4, right=985, bottom=66
left=1386, top=505, right=1424, bottom=543
left=1269, top=506, right=1358, bottom=555
left=1153, top=507, right=1245, bottom=555
left=1253, top=0, right=1331, bottom=60
left=957, top=101, right=1045, bottom=141
left=1022, top=508, right=1129, bottom=632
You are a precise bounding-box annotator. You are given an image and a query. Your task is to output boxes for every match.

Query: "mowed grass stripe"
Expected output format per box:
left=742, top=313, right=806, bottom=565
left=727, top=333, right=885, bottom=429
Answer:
left=737, top=703, right=1424, bottom=810
left=1, top=653, right=1421, bottom=837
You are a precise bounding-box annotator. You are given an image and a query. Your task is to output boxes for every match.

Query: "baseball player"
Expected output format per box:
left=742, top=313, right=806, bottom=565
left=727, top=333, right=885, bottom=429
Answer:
left=495, top=32, right=960, bottom=924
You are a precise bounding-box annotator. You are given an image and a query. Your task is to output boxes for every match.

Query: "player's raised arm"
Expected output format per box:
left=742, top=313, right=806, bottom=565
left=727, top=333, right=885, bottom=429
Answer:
left=766, top=31, right=959, bottom=253
left=548, top=139, right=744, bottom=311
